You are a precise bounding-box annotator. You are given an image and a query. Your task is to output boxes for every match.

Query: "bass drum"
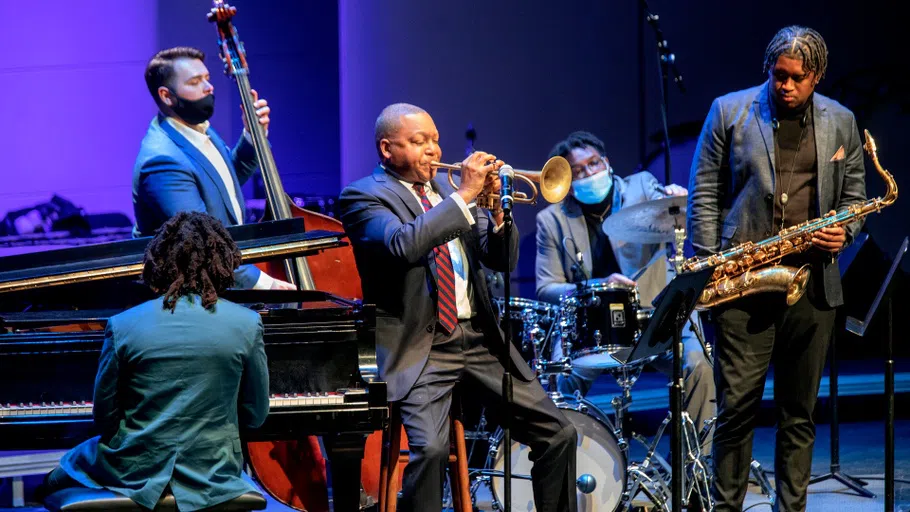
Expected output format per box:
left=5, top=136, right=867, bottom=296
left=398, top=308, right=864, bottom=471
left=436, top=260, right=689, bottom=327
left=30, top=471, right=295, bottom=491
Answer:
left=487, top=395, right=626, bottom=511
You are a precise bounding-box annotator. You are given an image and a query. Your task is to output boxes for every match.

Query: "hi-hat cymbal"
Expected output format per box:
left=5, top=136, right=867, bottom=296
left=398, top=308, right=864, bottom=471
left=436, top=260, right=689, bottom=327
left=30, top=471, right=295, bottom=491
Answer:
left=601, top=195, right=687, bottom=243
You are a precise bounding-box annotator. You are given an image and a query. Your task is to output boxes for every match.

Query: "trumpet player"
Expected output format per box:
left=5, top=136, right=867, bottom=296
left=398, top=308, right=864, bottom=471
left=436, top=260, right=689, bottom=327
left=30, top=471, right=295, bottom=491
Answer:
left=339, top=103, right=577, bottom=512
left=688, top=26, right=867, bottom=512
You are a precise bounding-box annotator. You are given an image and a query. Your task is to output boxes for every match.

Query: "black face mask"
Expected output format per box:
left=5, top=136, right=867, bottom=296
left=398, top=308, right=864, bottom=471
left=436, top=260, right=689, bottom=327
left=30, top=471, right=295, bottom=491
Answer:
left=167, top=89, right=215, bottom=125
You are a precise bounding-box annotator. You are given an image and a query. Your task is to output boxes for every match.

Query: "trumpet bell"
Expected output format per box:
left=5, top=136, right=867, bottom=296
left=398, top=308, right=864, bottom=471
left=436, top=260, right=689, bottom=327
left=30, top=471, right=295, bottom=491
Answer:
left=536, top=156, right=572, bottom=204
left=434, top=155, right=572, bottom=209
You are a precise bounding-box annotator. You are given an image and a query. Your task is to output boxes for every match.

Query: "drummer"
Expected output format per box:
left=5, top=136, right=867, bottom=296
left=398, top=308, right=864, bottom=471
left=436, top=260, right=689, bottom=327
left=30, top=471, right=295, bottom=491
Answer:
left=534, top=130, right=715, bottom=453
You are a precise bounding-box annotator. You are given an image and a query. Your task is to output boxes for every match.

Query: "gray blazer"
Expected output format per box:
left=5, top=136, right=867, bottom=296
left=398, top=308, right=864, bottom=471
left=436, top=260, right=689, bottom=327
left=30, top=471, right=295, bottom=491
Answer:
left=536, top=171, right=669, bottom=306
left=59, top=296, right=270, bottom=511
left=339, top=166, right=530, bottom=402
left=687, top=82, right=867, bottom=308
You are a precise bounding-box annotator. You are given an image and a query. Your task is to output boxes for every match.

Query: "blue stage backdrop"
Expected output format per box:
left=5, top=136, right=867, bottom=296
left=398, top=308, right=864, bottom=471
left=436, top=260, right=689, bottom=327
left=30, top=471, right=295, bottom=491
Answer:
left=0, top=0, right=906, bottom=297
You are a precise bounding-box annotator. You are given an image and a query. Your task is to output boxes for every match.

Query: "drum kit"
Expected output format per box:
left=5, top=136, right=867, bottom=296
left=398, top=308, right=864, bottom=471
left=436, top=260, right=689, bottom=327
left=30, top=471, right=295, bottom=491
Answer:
left=477, top=285, right=692, bottom=512
left=451, top=195, right=764, bottom=512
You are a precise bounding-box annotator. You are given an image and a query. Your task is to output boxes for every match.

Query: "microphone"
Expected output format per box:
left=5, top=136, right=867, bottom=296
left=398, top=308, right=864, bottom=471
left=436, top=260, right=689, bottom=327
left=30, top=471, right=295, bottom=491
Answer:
left=499, top=165, right=515, bottom=212
left=771, top=118, right=779, bottom=131
left=561, top=236, right=591, bottom=286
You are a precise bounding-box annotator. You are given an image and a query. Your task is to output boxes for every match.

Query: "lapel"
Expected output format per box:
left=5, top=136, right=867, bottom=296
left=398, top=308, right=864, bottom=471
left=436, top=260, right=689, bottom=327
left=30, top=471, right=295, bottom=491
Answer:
left=562, top=198, right=593, bottom=276
left=754, top=82, right=777, bottom=192
left=158, top=115, right=239, bottom=224
left=812, top=96, right=832, bottom=211
left=373, top=165, right=424, bottom=220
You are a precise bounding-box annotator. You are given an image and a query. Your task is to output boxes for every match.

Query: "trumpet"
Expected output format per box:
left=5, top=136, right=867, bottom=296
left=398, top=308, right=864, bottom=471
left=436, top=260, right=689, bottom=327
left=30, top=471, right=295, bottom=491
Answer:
left=431, top=156, right=572, bottom=210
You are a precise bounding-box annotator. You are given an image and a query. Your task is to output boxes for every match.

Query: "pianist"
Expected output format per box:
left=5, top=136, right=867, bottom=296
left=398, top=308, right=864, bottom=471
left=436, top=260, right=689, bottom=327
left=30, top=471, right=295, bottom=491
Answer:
left=38, top=212, right=270, bottom=511
left=132, top=46, right=293, bottom=290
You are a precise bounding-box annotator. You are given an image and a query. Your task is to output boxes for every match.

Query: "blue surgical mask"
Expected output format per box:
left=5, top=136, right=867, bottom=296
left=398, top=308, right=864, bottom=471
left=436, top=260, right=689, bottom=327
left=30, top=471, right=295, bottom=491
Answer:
left=571, top=167, right=613, bottom=204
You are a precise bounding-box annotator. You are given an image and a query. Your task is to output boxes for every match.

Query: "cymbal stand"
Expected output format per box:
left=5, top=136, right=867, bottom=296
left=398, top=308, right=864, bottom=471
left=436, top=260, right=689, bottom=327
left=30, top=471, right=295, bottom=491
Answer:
left=623, top=413, right=673, bottom=511
left=624, top=409, right=715, bottom=511
left=672, top=226, right=686, bottom=274
left=683, top=412, right=714, bottom=511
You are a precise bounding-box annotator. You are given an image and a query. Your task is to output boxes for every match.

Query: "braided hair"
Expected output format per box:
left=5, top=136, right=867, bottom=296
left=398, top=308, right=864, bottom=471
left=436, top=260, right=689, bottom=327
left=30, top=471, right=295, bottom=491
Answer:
left=142, top=212, right=241, bottom=312
left=762, top=26, right=828, bottom=82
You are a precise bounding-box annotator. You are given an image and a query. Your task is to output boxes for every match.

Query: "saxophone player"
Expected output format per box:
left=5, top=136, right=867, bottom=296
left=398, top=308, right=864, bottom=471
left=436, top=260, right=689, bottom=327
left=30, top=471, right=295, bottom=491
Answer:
left=687, top=26, right=866, bottom=512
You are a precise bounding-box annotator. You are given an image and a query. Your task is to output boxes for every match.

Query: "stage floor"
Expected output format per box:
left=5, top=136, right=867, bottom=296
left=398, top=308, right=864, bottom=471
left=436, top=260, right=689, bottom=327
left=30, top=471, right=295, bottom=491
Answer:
left=2, top=360, right=907, bottom=511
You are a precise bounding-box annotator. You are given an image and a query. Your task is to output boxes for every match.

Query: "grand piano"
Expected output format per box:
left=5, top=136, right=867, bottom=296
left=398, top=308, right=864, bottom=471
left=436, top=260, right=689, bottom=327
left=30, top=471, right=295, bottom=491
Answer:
left=0, top=219, right=388, bottom=511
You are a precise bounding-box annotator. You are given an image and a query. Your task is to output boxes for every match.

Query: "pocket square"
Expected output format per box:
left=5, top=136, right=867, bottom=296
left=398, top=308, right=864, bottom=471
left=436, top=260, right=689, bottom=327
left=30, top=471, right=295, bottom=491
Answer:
left=830, top=145, right=845, bottom=162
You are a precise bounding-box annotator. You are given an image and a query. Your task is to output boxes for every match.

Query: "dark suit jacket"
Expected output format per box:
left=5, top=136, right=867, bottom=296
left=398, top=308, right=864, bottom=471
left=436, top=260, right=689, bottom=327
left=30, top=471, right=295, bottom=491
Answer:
left=132, top=114, right=262, bottom=288
left=339, top=166, right=530, bottom=402
left=687, top=82, right=867, bottom=307
left=59, top=296, right=270, bottom=511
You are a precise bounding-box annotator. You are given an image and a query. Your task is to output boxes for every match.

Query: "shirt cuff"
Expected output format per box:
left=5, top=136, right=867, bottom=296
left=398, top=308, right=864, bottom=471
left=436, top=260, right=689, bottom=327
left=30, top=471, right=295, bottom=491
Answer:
left=448, top=192, right=476, bottom=226
left=253, top=270, right=275, bottom=290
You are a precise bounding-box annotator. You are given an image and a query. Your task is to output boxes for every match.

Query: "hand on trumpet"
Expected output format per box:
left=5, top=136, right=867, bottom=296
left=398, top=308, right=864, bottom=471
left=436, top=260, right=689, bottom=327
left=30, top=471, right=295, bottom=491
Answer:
left=456, top=151, right=503, bottom=205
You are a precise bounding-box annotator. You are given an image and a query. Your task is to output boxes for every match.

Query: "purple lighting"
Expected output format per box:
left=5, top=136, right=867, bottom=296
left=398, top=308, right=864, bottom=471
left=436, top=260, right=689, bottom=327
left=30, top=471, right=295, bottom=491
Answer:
left=0, top=2, right=159, bottom=220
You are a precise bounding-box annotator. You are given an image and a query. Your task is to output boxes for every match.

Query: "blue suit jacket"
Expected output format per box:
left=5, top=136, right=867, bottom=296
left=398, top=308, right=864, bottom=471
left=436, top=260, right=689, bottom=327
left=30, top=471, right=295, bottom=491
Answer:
left=339, top=166, right=529, bottom=402
left=688, top=82, right=867, bottom=307
left=59, top=296, right=270, bottom=511
left=132, top=114, right=262, bottom=288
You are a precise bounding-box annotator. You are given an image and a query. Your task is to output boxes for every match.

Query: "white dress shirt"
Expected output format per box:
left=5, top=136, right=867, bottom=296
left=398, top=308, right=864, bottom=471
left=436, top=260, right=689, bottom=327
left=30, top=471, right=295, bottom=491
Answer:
left=165, top=118, right=273, bottom=289
left=397, top=178, right=476, bottom=320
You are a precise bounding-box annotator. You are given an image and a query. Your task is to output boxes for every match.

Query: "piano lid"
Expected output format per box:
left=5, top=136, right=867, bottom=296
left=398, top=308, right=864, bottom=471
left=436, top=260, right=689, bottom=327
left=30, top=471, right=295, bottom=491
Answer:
left=0, top=219, right=348, bottom=294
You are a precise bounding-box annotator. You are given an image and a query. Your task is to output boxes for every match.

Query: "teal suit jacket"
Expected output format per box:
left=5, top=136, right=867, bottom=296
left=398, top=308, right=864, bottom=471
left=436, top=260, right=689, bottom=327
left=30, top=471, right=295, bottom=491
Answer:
left=59, top=296, right=270, bottom=511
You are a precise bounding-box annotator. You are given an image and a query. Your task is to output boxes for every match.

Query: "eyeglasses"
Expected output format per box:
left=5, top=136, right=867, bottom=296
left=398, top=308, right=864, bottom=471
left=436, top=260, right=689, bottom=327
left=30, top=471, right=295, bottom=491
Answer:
left=571, top=157, right=608, bottom=179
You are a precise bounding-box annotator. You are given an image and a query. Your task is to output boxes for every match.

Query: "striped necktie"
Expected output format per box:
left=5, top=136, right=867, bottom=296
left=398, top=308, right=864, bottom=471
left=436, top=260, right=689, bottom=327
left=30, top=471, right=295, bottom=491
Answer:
left=413, top=183, right=458, bottom=334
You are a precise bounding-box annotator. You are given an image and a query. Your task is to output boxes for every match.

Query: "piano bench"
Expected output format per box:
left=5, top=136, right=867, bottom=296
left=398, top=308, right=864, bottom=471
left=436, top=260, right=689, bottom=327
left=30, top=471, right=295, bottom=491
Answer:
left=43, top=487, right=267, bottom=511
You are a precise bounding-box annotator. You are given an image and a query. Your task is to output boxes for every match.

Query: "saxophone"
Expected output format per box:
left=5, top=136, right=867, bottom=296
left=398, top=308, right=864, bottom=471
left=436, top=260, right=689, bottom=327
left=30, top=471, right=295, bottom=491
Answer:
left=683, top=130, right=898, bottom=308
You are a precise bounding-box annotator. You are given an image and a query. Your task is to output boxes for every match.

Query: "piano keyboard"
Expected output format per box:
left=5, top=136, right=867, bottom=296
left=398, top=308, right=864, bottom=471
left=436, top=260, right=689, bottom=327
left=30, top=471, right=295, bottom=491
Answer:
left=1, top=390, right=368, bottom=420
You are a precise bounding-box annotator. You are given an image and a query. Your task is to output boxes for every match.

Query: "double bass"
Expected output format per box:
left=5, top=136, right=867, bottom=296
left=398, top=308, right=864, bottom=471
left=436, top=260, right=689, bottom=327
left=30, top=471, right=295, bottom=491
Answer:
left=208, top=3, right=367, bottom=510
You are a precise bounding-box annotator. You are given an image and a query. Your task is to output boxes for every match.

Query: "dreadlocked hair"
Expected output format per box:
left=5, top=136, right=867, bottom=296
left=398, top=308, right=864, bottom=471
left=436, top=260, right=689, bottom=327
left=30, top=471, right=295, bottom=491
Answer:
left=142, top=212, right=241, bottom=312
left=762, top=25, right=828, bottom=81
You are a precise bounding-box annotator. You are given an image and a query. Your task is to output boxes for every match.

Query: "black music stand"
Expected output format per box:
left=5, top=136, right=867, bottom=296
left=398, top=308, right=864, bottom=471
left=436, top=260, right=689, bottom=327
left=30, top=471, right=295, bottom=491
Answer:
left=835, top=236, right=906, bottom=511
left=806, top=236, right=889, bottom=500
left=626, top=267, right=714, bottom=512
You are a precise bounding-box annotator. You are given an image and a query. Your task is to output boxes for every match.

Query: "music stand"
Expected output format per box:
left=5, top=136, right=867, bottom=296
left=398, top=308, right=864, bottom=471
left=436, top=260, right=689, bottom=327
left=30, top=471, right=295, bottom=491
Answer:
left=626, top=267, right=714, bottom=512
left=842, top=236, right=907, bottom=512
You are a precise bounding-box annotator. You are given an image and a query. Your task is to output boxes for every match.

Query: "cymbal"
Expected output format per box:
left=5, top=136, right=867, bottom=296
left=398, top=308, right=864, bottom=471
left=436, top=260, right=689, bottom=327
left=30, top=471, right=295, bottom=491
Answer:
left=601, top=195, right=687, bottom=243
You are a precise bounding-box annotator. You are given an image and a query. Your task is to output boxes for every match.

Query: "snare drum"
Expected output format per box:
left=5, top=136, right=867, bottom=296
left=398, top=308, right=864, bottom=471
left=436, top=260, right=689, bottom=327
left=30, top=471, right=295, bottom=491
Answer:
left=492, top=297, right=558, bottom=365
left=561, top=282, right=645, bottom=369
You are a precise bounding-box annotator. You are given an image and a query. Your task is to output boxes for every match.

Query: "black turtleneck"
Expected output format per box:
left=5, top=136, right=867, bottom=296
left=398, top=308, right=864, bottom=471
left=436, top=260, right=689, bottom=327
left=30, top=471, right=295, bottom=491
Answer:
left=578, top=194, right=621, bottom=279
left=773, top=95, right=818, bottom=231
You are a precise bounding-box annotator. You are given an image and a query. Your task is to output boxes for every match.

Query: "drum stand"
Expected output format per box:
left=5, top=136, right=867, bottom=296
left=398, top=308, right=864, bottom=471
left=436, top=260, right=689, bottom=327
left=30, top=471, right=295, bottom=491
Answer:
left=622, top=410, right=715, bottom=512
left=607, top=362, right=648, bottom=454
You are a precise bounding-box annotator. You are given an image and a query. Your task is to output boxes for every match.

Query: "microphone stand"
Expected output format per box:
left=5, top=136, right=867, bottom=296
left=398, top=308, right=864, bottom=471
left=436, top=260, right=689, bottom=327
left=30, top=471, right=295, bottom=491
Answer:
left=640, top=0, right=684, bottom=186
left=499, top=167, right=515, bottom=511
